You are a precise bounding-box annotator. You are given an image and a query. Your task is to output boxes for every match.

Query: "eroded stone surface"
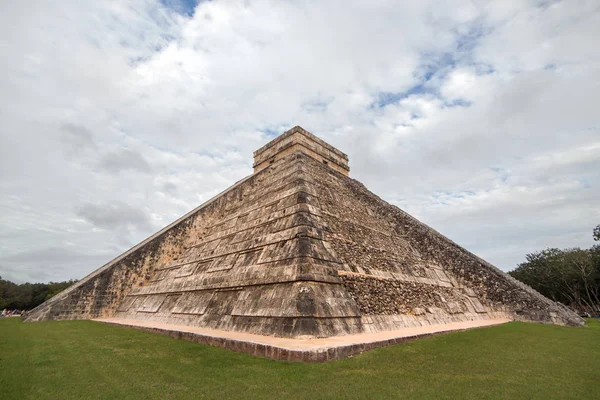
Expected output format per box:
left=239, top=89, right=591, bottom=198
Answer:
left=23, top=125, right=584, bottom=343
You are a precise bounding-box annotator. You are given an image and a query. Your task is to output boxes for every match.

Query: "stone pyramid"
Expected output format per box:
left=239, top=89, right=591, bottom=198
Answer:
left=24, top=126, right=583, bottom=342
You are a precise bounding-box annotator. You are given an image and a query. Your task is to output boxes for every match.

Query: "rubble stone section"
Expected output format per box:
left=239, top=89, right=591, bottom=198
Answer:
left=24, top=125, right=583, bottom=360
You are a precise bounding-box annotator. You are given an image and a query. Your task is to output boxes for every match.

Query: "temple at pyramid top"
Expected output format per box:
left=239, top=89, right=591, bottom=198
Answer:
left=253, top=126, right=350, bottom=176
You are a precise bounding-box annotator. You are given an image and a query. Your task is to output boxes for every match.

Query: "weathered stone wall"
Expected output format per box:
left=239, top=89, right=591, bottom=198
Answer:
left=22, top=219, right=193, bottom=322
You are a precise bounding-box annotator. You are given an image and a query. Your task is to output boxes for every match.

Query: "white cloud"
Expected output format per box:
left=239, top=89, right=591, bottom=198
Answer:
left=0, top=0, right=598, bottom=282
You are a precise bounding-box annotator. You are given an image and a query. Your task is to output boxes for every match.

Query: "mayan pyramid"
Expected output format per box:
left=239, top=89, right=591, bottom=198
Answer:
left=24, top=126, right=583, bottom=342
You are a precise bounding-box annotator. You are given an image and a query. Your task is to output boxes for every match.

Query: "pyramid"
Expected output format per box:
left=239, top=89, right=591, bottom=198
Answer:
left=24, top=126, right=583, bottom=358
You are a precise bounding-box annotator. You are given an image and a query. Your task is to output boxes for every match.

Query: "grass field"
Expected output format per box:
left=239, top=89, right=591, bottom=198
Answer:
left=0, top=317, right=598, bottom=399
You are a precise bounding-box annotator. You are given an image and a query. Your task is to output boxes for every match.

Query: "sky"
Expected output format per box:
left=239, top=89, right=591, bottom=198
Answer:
left=0, top=0, right=599, bottom=283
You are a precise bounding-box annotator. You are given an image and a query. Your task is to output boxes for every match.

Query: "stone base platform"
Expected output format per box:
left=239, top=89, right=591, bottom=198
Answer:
left=94, top=318, right=511, bottom=362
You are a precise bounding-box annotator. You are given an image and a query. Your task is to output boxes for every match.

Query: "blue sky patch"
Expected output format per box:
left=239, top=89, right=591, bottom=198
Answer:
left=371, top=23, right=492, bottom=111
left=490, top=167, right=509, bottom=183
left=259, top=126, right=288, bottom=138
left=454, top=23, right=490, bottom=53
left=161, top=0, right=201, bottom=17
left=443, top=98, right=472, bottom=108
left=372, top=83, right=436, bottom=108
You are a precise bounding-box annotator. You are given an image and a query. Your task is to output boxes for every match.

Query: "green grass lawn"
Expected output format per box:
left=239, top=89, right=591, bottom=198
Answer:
left=0, top=318, right=598, bottom=400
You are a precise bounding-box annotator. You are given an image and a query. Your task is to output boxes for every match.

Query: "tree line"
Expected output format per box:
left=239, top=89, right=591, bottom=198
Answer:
left=0, top=277, right=77, bottom=311
left=509, top=225, right=600, bottom=317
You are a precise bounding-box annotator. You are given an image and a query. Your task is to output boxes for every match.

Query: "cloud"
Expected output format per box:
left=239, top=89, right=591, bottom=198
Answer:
left=60, top=123, right=97, bottom=154
left=76, top=202, right=153, bottom=232
left=99, top=149, right=152, bottom=174
left=0, top=248, right=114, bottom=283
left=161, top=181, right=177, bottom=194
left=74, top=201, right=157, bottom=251
left=0, top=0, right=599, bottom=283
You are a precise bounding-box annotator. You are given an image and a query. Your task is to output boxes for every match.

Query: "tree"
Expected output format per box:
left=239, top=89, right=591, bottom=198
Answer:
left=510, top=249, right=564, bottom=302
left=0, top=277, right=76, bottom=311
left=509, top=229, right=600, bottom=317
left=594, top=224, right=600, bottom=241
